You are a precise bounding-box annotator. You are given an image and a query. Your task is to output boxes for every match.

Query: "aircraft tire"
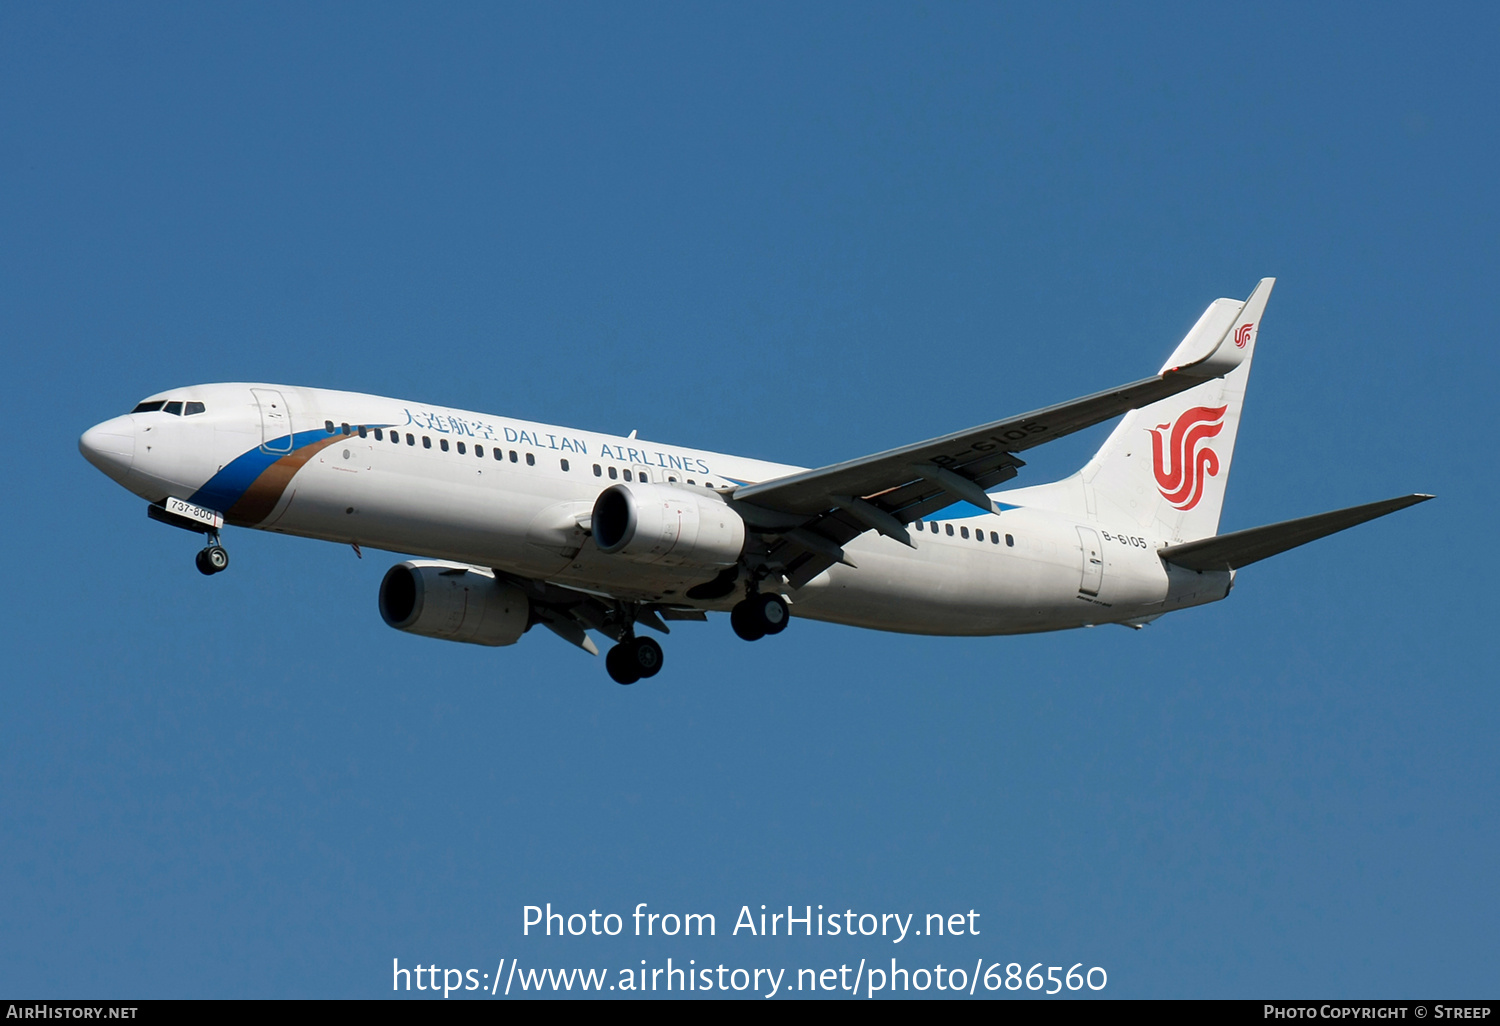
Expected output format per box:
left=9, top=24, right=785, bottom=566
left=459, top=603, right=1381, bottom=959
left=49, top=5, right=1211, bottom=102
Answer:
left=605, top=644, right=640, bottom=685
left=205, top=545, right=230, bottom=573
left=631, top=637, right=664, bottom=678
left=195, top=550, right=215, bottom=576
left=730, top=601, right=767, bottom=641
left=756, top=593, right=790, bottom=635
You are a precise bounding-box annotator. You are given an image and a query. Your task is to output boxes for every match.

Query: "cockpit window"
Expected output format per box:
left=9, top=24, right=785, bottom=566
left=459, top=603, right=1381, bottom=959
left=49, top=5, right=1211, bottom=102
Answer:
left=184, top=401, right=206, bottom=415
left=163, top=401, right=183, bottom=416
left=131, top=400, right=166, bottom=413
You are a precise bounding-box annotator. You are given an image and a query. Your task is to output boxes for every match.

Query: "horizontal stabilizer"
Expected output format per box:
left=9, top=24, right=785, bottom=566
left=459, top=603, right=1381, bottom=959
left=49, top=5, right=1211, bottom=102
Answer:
left=1158, top=494, right=1433, bottom=572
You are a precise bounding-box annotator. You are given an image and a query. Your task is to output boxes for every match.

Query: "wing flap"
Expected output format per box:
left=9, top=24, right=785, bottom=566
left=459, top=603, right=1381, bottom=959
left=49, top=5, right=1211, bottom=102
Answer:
left=1157, top=494, right=1433, bottom=572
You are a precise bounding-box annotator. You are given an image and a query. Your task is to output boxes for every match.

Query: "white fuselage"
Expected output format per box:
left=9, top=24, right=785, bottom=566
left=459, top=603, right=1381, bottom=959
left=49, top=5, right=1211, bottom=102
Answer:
left=81, top=383, right=1230, bottom=636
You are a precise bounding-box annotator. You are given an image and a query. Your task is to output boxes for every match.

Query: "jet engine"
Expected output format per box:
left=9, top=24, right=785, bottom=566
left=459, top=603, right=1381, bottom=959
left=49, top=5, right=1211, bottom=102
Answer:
left=591, top=482, right=746, bottom=569
left=378, top=560, right=529, bottom=646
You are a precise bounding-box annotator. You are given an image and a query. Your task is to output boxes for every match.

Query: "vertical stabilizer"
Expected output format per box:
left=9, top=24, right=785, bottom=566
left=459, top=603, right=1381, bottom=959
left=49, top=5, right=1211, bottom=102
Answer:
left=1085, top=278, right=1273, bottom=540
left=1000, top=279, right=1274, bottom=542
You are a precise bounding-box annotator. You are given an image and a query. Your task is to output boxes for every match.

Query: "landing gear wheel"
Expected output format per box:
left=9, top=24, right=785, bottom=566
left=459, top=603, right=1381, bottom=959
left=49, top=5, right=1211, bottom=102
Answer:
left=731, top=600, right=766, bottom=641
left=606, top=637, right=665, bottom=684
left=731, top=593, right=788, bottom=640
left=606, top=643, right=641, bottom=685
left=631, top=636, right=664, bottom=678
left=196, top=545, right=229, bottom=576
left=756, top=593, right=789, bottom=635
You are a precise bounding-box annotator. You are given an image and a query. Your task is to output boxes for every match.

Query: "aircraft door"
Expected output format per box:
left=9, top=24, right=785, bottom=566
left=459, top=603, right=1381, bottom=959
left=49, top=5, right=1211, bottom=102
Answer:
left=1076, top=526, right=1104, bottom=597
left=251, top=388, right=293, bottom=453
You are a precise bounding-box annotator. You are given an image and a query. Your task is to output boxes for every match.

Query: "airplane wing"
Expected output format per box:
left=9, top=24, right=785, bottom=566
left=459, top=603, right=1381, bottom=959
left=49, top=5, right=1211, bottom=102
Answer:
left=730, top=279, right=1273, bottom=587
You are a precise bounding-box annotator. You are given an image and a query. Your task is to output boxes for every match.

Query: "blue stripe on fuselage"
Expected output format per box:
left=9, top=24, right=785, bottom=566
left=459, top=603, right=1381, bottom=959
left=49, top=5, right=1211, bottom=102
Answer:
left=924, top=501, right=1019, bottom=520
left=188, top=429, right=329, bottom=512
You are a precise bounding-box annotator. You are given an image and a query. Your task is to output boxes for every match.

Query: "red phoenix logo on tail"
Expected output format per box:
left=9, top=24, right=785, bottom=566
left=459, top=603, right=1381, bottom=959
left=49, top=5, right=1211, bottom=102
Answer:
left=1149, top=405, right=1228, bottom=510
left=1234, top=322, right=1254, bottom=348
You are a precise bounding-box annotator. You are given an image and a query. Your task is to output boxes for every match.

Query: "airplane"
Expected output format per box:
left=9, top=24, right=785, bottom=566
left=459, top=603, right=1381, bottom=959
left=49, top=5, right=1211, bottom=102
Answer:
left=79, top=278, right=1430, bottom=684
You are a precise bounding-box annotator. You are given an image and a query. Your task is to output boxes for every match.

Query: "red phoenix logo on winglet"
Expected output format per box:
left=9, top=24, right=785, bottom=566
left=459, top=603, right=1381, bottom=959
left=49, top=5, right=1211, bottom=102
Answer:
left=1234, top=322, right=1254, bottom=348
left=1149, top=405, right=1228, bottom=510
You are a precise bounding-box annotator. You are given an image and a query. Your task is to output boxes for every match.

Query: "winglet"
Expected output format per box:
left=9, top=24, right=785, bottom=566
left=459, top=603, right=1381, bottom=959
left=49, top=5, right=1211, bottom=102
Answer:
left=1160, top=278, right=1275, bottom=378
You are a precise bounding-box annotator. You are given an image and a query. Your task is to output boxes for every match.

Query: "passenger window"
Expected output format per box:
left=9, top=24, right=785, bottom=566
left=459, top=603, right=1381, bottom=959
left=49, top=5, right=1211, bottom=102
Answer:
left=131, top=401, right=166, bottom=414
left=422, top=436, right=431, bottom=449
left=593, top=464, right=602, bottom=476
left=525, top=453, right=535, bottom=466
left=668, top=476, right=677, bottom=483
left=608, top=467, right=618, bottom=480
left=325, top=420, right=335, bottom=433
left=623, top=469, right=632, bottom=482
left=406, top=433, right=415, bottom=445
left=163, top=401, right=183, bottom=416
left=456, top=441, right=465, bottom=454
left=1005, top=534, right=1014, bottom=547
left=475, top=445, right=484, bottom=458
left=638, top=471, right=647, bottom=483
left=392, top=433, right=400, bottom=444
left=493, top=447, right=503, bottom=460
left=945, top=524, right=954, bottom=536
left=373, top=428, right=383, bottom=441
left=990, top=531, right=998, bottom=544
left=358, top=425, right=368, bottom=438
left=687, top=479, right=695, bottom=486
left=560, top=459, right=569, bottom=471
left=341, top=423, right=351, bottom=435
left=509, top=450, right=518, bottom=463
left=440, top=439, right=449, bottom=452
left=185, top=401, right=206, bottom=416
left=960, top=526, right=969, bottom=539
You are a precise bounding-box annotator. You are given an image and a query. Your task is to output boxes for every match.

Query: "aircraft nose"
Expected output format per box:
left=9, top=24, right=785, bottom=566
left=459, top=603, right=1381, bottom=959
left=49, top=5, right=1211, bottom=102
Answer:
left=79, top=416, right=136, bottom=483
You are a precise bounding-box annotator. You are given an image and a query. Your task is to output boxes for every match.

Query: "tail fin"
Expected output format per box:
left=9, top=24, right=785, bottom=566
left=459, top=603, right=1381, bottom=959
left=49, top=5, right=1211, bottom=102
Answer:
left=1000, top=279, right=1275, bottom=542
left=1084, top=278, right=1274, bottom=541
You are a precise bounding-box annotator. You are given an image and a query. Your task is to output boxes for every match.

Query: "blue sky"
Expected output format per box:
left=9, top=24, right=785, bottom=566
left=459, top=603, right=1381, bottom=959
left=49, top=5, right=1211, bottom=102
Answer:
left=2, top=2, right=1494, bottom=998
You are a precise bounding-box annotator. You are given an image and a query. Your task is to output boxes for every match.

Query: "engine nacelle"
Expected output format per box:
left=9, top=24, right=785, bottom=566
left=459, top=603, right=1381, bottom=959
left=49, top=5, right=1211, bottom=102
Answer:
left=378, top=561, right=529, bottom=647
left=591, top=482, right=746, bottom=569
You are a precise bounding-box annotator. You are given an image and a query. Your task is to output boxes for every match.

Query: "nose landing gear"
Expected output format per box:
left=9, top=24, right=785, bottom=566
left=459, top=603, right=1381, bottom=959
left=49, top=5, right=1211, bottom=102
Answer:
left=605, top=635, right=664, bottom=685
left=146, top=499, right=232, bottom=577
left=195, top=534, right=230, bottom=576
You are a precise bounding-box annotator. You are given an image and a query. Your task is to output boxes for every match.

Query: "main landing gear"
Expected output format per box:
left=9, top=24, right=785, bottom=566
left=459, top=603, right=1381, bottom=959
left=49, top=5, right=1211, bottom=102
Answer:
left=590, top=588, right=789, bottom=685
left=731, top=592, right=789, bottom=642
left=605, top=635, right=663, bottom=686
left=195, top=533, right=230, bottom=576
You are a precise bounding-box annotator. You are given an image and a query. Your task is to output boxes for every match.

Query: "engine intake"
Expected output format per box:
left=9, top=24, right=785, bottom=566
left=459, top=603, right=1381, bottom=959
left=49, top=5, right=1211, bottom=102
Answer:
left=591, top=482, right=746, bottom=569
left=378, top=561, right=529, bottom=647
